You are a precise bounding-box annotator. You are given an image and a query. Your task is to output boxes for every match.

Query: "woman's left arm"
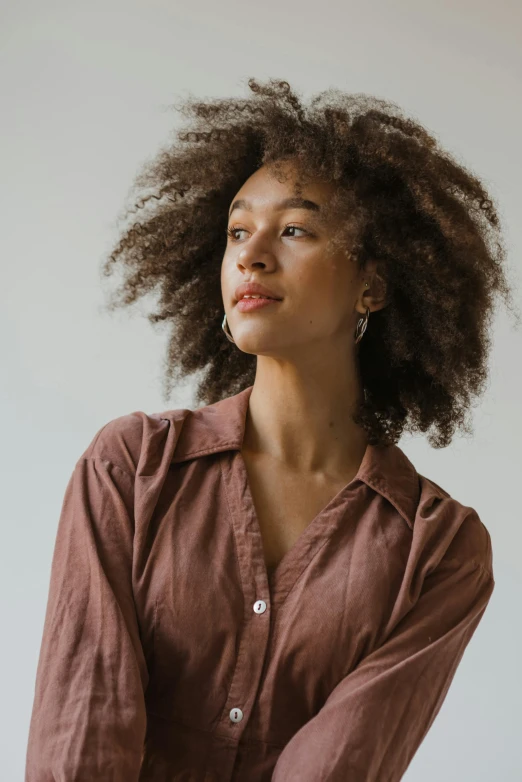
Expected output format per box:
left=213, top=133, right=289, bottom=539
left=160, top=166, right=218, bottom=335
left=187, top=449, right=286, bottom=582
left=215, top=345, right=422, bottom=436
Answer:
left=271, top=524, right=494, bottom=782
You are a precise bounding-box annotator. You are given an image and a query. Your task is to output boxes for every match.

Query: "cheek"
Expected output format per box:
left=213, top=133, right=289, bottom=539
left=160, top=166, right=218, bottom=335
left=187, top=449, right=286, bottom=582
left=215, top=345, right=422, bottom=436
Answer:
left=299, top=260, right=349, bottom=308
left=220, top=256, right=228, bottom=281
left=296, top=261, right=354, bottom=329
left=220, top=258, right=231, bottom=296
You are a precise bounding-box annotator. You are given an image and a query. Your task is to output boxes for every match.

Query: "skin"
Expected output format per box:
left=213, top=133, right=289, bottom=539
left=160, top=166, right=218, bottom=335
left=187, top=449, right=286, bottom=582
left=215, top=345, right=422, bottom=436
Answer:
left=221, top=159, right=388, bottom=507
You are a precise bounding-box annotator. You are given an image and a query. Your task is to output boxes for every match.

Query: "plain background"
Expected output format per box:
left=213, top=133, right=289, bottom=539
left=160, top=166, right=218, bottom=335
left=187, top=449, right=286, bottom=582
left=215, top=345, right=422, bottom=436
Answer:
left=2, top=1, right=521, bottom=779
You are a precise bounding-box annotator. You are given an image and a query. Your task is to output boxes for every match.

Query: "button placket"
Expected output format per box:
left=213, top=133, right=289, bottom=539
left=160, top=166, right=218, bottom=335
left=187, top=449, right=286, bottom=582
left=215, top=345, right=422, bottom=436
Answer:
left=210, top=451, right=273, bottom=759
left=227, top=598, right=269, bottom=724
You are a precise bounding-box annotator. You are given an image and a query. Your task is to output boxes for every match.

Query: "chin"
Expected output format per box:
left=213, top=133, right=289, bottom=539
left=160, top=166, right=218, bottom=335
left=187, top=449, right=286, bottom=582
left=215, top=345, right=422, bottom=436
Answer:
left=233, top=332, right=285, bottom=357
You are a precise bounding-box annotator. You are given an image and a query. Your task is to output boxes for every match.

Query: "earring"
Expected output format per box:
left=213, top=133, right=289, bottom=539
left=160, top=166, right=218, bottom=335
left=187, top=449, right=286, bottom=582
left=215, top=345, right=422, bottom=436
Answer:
left=355, top=281, right=370, bottom=344
left=222, top=313, right=235, bottom=343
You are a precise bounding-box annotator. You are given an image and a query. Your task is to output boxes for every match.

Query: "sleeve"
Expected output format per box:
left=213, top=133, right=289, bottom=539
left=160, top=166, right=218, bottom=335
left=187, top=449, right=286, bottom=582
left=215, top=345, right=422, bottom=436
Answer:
left=25, top=454, right=148, bottom=782
left=271, top=525, right=495, bottom=782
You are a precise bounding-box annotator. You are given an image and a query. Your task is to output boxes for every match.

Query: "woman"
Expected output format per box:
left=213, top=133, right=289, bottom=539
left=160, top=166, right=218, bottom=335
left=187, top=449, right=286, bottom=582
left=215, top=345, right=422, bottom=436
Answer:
left=25, top=79, right=516, bottom=782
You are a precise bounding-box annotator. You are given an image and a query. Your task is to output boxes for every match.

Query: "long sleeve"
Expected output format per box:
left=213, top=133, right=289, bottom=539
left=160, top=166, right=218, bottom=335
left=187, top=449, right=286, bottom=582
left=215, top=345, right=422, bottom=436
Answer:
left=271, top=521, right=495, bottom=782
left=25, top=455, right=148, bottom=782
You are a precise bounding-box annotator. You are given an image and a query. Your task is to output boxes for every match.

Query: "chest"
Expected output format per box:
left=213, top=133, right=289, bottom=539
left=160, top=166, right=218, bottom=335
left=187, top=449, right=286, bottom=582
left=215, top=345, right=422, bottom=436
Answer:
left=241, top=450, right=353, bottom=572
left=142, top=450, right=411, bottom=748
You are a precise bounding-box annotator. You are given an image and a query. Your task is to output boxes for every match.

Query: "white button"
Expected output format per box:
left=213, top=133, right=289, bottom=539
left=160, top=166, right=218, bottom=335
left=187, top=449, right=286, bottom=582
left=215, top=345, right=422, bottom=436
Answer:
left=229, top=707, right=243, bottom=723
left=253, top=600, right=267, bottom=614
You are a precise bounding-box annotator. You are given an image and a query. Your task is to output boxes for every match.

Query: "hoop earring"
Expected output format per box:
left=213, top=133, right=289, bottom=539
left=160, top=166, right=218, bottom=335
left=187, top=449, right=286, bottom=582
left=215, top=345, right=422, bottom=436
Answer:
left=355, top=307, right=370, bottom=344
left=354, top=280, right=371, bottom=344
left=221, top=313, right=235, bottom=343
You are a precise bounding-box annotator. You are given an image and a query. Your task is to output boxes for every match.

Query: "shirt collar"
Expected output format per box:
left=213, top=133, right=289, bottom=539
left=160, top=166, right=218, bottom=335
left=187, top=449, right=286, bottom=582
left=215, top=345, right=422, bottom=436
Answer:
left=162, top=384, right=420, bottom=529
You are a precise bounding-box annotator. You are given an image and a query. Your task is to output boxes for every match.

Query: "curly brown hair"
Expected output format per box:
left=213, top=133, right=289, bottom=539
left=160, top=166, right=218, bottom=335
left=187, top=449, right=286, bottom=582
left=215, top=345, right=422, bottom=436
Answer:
left=100, top=77, right=519, bottom=448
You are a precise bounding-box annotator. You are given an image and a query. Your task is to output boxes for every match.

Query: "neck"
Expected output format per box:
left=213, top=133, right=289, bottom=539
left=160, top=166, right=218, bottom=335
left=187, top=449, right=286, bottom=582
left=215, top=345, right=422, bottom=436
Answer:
left=243, top=358, right=368, bottom=479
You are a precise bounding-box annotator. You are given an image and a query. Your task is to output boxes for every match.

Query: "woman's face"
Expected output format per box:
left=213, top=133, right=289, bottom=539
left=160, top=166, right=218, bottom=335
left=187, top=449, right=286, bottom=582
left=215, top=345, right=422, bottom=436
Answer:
left=221, top=161, right=373, bottom=359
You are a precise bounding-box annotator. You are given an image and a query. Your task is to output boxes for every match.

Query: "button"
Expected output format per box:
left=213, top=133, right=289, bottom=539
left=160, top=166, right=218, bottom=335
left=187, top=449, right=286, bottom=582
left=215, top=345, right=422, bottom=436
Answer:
left=229, top=707, right=243, bottom=723
left=253, top=600, right=267, bottom=614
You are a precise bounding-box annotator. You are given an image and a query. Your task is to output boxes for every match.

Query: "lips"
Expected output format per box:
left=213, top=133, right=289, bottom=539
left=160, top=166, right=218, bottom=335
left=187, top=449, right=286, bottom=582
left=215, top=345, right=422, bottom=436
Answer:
left=234, top=282, right=283, bottom=302
left=236, top=296, right=281, bottom=313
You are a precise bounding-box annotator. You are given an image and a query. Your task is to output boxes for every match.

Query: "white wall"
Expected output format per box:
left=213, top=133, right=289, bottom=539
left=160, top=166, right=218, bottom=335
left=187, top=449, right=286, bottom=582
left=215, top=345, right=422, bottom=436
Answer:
left=2, top=1, right=521, bottom=779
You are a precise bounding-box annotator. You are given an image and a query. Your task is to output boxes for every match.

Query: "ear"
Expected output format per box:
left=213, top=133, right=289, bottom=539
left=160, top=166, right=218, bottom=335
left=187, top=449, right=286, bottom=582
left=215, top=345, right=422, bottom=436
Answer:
left=355, top=261, right=388, bottom=315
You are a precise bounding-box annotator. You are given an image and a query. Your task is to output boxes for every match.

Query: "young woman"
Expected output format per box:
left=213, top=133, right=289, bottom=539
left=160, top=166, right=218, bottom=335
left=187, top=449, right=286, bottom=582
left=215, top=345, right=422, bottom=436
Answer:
left=25, top=79, right=516, bottom=782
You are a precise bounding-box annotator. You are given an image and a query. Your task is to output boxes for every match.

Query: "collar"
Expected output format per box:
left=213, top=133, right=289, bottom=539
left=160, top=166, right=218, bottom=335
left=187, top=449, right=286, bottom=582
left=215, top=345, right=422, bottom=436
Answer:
left=159, top=385, right=420, bottom=529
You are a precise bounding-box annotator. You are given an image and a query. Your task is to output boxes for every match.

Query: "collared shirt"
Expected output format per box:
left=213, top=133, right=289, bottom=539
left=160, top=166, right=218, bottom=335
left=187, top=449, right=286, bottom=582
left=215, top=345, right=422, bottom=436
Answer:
left=25, top=384, right=495, bottom=782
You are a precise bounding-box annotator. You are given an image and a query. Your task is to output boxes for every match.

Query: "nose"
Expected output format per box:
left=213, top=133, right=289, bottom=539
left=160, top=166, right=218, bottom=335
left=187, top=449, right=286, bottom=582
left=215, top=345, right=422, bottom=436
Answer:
left=236, top=239, right=277, bottom=273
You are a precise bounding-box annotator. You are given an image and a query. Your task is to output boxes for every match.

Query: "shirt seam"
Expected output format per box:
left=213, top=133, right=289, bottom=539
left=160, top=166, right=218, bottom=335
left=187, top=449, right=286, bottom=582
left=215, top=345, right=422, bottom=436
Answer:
left=218, top=452, right=245, bottom=592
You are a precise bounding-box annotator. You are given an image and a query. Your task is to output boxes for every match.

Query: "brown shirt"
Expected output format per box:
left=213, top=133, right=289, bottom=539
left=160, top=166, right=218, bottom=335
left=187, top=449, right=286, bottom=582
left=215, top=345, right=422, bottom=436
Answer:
left=25, top=384, right=495, bottom=782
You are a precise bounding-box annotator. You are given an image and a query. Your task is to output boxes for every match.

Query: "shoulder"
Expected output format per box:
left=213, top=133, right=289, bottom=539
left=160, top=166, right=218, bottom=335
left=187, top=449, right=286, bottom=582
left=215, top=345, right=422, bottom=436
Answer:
left=414, top=470, right=493, bottom=579
left=77, top=406, right=193, bottom=478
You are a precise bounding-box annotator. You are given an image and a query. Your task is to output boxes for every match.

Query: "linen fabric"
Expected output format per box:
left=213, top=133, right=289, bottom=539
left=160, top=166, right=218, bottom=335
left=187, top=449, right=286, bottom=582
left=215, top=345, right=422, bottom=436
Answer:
left=25, top=384, right=495, bottom=781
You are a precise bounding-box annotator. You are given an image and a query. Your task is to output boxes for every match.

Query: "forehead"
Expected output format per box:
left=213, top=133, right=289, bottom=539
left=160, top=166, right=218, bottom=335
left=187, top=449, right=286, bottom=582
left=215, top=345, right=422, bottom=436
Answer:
left=231, top=163, right=337, bottom=206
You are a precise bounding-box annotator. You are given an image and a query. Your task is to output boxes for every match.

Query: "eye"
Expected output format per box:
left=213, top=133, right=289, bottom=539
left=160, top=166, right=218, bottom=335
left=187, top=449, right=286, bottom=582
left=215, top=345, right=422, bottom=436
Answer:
left=226, top=224, right=311, bottom=242
left=226, top=226, right=247, bottom=241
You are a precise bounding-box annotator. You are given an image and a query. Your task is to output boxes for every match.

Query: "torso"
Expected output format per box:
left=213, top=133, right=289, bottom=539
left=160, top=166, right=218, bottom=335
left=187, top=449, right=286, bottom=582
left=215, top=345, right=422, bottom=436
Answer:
left=241, top=449, right=357, bottom=574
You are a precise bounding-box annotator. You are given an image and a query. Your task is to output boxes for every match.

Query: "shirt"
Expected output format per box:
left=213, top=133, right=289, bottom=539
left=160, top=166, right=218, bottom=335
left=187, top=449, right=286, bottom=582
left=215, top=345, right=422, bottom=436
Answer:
left=25, top=383, right=495, bottom=782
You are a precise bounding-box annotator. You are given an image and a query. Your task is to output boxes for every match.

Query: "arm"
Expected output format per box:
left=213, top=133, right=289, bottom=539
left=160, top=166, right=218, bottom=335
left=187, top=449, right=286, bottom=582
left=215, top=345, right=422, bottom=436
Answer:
left=271, top=521, right=495, bottom=782
left=25, top=455, right=148, bottom=782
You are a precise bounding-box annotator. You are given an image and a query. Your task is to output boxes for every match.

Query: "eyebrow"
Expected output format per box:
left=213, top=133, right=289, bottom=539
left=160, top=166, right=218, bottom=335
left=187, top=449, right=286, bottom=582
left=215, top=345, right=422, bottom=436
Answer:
left=228, top=197, right=321, bottom=219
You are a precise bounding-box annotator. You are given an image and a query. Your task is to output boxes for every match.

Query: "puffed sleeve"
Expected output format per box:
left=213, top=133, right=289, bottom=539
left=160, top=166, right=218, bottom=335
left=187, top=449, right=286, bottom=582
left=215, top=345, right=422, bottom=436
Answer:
left=25, top=451, right=148, bottom=781
left=271, top=508, right=495, bottom=782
